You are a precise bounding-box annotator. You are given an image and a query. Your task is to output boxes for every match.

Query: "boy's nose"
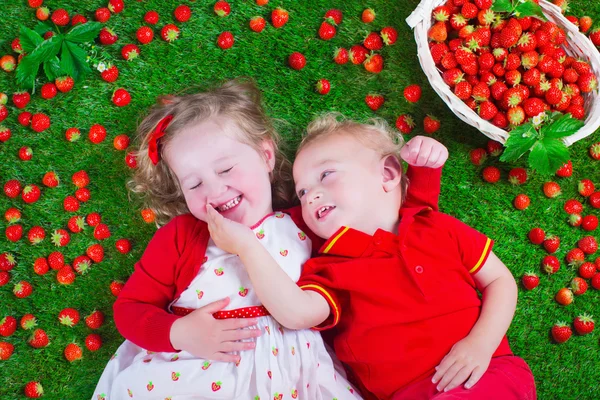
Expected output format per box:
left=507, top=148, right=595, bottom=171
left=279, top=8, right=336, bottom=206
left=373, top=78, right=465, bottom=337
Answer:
left=308, top=191, right=321, bottom=205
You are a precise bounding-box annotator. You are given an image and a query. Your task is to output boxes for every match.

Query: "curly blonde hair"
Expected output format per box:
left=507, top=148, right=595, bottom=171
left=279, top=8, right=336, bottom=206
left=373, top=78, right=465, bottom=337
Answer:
left=297, top=112, right=409, bottom=199
left=129, top=79, right=294, bottom=226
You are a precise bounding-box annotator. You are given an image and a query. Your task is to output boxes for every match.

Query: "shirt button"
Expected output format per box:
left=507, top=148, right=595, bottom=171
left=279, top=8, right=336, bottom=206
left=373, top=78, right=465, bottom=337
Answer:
left=415, top=265, right=424, bottom=274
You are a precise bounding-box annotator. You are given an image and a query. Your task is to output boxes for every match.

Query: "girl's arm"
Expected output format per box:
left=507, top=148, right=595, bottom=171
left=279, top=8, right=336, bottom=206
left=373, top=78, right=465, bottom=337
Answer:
left=206, top=205, right=330, bottom=330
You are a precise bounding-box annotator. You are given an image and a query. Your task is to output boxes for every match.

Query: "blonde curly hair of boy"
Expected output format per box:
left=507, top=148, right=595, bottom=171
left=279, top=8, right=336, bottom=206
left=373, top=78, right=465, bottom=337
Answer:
left=128, top=79, right=294, bottom=226
left=297, top=112, right=409, bottom=200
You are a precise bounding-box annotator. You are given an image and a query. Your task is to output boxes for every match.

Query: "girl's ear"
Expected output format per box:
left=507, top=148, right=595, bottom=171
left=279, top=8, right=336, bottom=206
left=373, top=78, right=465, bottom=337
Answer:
left=261, top=139, right=277, bottom=172
left=381, top=155, right=403, bottom=193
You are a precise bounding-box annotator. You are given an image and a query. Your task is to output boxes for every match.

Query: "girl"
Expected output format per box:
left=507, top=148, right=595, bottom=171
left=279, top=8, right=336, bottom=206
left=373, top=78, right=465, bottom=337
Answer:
left=92, top=79, right=441, bottom=400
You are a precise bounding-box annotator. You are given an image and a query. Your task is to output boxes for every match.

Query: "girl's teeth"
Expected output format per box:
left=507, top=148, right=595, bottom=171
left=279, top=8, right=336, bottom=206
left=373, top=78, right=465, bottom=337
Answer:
left=218, top=196, right=241, bottom=211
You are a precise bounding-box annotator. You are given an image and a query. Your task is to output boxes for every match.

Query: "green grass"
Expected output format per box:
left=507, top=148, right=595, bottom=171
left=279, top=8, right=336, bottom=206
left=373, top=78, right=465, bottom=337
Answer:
left=0, top=0, right=599, bottom=398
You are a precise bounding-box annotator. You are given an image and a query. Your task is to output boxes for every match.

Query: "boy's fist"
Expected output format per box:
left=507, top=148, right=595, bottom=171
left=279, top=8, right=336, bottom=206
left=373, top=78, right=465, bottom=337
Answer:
left=400, top=135, right=448, bottom=168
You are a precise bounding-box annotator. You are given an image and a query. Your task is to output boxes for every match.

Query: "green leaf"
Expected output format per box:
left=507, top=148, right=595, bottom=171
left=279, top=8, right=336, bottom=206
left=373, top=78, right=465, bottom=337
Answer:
left=66, top=41, right=92, bottom=80
left=60, top=43, right=76, bottom=78
left=15, top=57, right=39, bottom=90
left=26, top=35, right=63, bottom=65
left=43, top=57, right=61, bottom=81
left=33, top=21, right=52, bottom=36
left=19, top=25, right=44, bottom=54
left=514, top=1, right=547, bottom=19
left=528, top=139, right=570, bottom=175
left=499, top=123, right=538, bottom=162
left=64, top=22, right=102, bottom=44
left=543, top=113, right=584, bottom=139
left=492, top=0, right=513, bottom=13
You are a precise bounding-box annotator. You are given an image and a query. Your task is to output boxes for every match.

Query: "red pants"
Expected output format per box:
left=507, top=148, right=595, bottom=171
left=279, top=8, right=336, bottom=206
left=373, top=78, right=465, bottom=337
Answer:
left=392, top=356, right=536, bottom=400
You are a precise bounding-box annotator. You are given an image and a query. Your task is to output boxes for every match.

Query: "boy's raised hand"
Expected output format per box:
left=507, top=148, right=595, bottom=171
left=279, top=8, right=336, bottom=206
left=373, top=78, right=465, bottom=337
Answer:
left=400, top=135, right=448, bottom=169
left=206, top=204, right=256, bottom=256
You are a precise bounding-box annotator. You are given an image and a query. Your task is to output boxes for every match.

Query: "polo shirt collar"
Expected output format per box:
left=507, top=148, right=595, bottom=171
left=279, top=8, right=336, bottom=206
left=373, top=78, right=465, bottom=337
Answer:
left=317, top=206, right=432, bottom=257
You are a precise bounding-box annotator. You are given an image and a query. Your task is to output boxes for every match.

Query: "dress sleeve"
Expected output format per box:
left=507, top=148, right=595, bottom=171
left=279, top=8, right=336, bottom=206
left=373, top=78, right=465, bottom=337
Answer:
left=113, top=218, right=184, bottom=352
left=297, top=259, right=342, bottom=331
left=403, top=165, right=442, bottom=211
left=441, top=213, right=494, bottom=275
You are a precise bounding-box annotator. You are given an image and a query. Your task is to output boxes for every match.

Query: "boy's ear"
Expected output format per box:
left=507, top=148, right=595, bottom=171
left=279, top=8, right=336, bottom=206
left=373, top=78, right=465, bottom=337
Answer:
left=261, top=139, right=277, bottom=172
left=381, top=155, right=403, bottom=193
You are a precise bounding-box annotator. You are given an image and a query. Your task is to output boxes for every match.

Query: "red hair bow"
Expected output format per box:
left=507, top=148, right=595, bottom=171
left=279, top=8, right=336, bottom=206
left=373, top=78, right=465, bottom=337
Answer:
left=148, top=115, right=173, bottom=165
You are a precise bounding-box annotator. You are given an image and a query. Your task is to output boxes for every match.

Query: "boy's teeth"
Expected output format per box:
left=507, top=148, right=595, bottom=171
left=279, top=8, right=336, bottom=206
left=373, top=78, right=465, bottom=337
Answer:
left=318, top=206, right=332, bottom=219
left=217, top=196, right=241, bottom=211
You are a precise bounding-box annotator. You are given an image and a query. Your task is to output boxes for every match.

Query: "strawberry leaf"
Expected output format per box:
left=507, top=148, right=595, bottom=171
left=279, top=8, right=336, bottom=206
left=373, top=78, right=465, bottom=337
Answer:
left=64, top=22, right=102, bottom=44
left=514, top=1, right=546, bottom=19
left=528, top=139, right=570, bottom=175
left=15, top=57, right=39, bottom=90
left=43, top=57, right=61, bottom=81
left=60, top=43, right=76, bottom=78
left=500, top=123, right=538, bottom=162
left=492, top=0, right=513, bottom=13
left=33, top=21, right=52, bottom=36
left=19, top=25, right=44, bottom=54
left=25, top=35, right=63, bottom=65
left=65, top=41, right=92, bottom=80
left=542, top=113, right=585, bottom=139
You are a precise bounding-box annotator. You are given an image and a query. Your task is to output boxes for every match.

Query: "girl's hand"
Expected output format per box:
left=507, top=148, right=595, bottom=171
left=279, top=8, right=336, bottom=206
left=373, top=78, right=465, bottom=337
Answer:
left=206, top=204, right=256, bottom=255
left=431, top=335, right=493, bottom=392
left=169, top=297, right=262, bottom=362
left=400, top=135, right=448, bottom=169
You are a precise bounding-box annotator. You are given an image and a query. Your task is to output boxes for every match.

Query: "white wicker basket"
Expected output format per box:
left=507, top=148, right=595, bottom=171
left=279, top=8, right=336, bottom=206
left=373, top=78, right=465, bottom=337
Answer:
left=406, top=0, right=600, bottom=146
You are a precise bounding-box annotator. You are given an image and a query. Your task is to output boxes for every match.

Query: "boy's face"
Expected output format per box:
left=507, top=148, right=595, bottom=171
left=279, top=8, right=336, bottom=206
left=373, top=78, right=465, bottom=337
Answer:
left=293, top=132, right=395, bottom=239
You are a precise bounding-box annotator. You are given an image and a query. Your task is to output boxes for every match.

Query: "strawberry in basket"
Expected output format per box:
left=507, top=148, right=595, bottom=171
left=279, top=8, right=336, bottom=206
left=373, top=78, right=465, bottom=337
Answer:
left=420, top=0, right=599, bottom=174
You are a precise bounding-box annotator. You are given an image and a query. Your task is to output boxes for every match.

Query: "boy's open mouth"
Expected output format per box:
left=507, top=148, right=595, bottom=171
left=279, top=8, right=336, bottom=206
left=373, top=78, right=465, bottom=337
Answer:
left=216, top=195, right=242, bottom=213
left=316, top=205, right=335, bottom=220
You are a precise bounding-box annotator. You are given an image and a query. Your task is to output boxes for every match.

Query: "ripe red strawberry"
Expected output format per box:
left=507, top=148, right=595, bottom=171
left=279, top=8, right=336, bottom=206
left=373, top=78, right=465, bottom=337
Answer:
left=364, top=32, right=383, bottom=50
left=395, top=114, right=415, bottom=134
left=86, top=333, right=102, bottom=352
left=67, top=216, right=85, bottom=233
left=27, top=0, right=43, bottom=7
left=4, top=208, right=20, bottom=223
left=13, top=280, right=32, bottom=298
left=582, top=215, right=598, bottom=231
left=51, top=8, right=70, bottom=26
left=514, top=194, right=530, bottom=210
left=573, top=314, right=594, bottom=335
left=65, top=127, right=81, bottom=142
left=41, top=171, right=59, bottom=188
left=24, top=381, right=44, bottom=398
left=362, top=8, right=375, bottom=23
left=12, top=91, right=30, bottom=109
left=593, top=273, right=600, bottom=290
left=528, top=227, right=545, bottom=245
left=18, top=146, right=32, bottom=161
left=478, top=101, right=498, bottom=120
left=349, top=45, right=368, bottom=64
left=380, top=27, right=397, bottom=46
left=51, top=229, right=70, bottom=247
left=551, top=322, right=572, bottom=343
left=28, top=226, right=46, bottom=244
left=54, top=76, right=74, bottom=93
left=482, top=166, right=500, bottom=183
left=591, top=192, right=600, bottom=209
left=0, top=341, right=14, bottom=360
left=0, top=105, right=7, bottom=123
left=429, top=21, right=448, bottom=42
left=64, top=343, right=82, bottom=362
left=364, top=54, right=384, bottom=74
left=22, top=184, right=41, bottom=204
left=365, top=94, right=384, bottom=111
left=566, top=248, right=585, bottom=267
left=271, top=7, right=289, bottom=28
left=288, top=52, right=306, bottom=70
left=94, top=223, right=111, bottom=240
left=85, top=310, right=105, bottom=329
left=500, top=18, right=522, bottom=48
left=31, top=113, right=50, bottom=132
left=564, top=199, right=583, bottom=214
left=86, top=244, right=103, bottom=262
left=75, top=187, right=91, bottom=202
left=589, top=142, right=600, bottom=160
left=6, top=225, right=23, bottom=242
left=101, top=64, right=119, bottom=82
left=73, top=255, right=92, bottom=274
left=40, top=82, right=57, bottom=99
left=521, top=272, right=539, bottom=290
left=48, top=251, right=64, bottom=270
left=579, top=262, right=596, bottom=279
left=578, top=236, right=598, bottom=255
left=217, top=32, right=234, bottom=49
left=71, top=14, right=87, bottom=26
left=115, top=238, right=131, bottom=254
left=110, top=280, right=124, bottom=296
left=95, top=7, right=111, bottom=23
left=315, top=79, right=330, bottom=95
left=319, top=22, right=337, bottom=41
left=0, top=253, right=16, bottom=272
left=555, top=160, right=572, bottom=177
left=249, top=17, right=266, bottom=33
left=578, top=179, right=595, bottom=197
left=141, top=208, right=155, bottom=223
left=144, top=10, right=159, bottom=25
left=542, top=255, right=560, bottom=274
left=136, top=26, right=154, bottom=44
left=58, top=308, right=80, bottom=327
left=99, top=27, right=118, bottom=45
left=571, top=277, right=588, bottom=295
left=33, top=257, right=49, bottom=275
left=214, top=1, right=230, bottom=17
left=403, top=84, right=422, bottom=103
left=0, top=316, right=17, bottom=337
left=121, top=44, right=141, bottom=60
left=19, top=314, right=37, bottom=331
left=174, top=5, right=191, bottom=22
left=324, top=9, right=342, bottom=25
left=469, top=148, right=487, bottom=166
left=87, top=212, right=102, bottom=227
left=543, top=236, right=560, bottom=254
left=542, top=181, right=561, bottom=198
left=555, top=287, right=573, bottom=305
left=0, top=55, right=16, bottom=72
left=89, top=124, right=107, bottom=144
left=0, top=125, right=11, bottom=142
left=508, top=168, right=527, bottom=185
left=423, top=115, right=440, bottom=134
left=112, top=88, right=131, bottom=107
left=108, top=0, right=124, bottom=13
left=334, top=47, right=349, bottom=64
left=56, top=265, right=75, bottom=284
left=63, top=196, right=80, bottom=212
left=579, top=16, right=593, bottom=33
left=113, top=134, right=130, bottom=150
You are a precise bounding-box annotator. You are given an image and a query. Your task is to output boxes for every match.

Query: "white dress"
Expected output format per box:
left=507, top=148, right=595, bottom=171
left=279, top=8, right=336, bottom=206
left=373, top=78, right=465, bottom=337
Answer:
left=92, top=212, right=362, bottom=400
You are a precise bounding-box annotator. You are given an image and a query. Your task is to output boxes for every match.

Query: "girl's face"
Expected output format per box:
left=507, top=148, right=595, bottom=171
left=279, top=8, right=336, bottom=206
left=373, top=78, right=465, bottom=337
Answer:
left=164, top=118, right=276, bottom=227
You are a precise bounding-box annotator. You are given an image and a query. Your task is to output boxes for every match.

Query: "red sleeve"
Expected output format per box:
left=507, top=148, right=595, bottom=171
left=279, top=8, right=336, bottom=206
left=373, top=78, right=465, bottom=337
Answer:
left=297, top=259, right=342, bottom=331
left=403, top=165, right=442, bottom=211
left=440, top=213, right=494, bottom=275
left=113, top=218, right=184, bottom=352
left=282, top=205, right=326, bottom=256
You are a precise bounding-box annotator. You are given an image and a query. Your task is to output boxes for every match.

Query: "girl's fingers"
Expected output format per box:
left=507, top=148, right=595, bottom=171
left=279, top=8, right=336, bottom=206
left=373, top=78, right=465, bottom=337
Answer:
left=210, top=352, right=240, bottom=363
left=464, top=366, right=484, bottom=389
left=220, top=340, right=256, bottom=353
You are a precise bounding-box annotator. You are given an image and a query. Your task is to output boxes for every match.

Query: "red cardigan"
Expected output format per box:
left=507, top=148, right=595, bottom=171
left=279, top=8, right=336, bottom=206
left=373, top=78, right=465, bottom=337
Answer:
left=113, top=166, right=442, bottom=352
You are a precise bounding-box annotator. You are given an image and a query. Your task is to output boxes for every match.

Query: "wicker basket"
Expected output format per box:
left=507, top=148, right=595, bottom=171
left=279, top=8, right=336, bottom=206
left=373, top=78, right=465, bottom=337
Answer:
left=406, top=0, right=600, bottom=146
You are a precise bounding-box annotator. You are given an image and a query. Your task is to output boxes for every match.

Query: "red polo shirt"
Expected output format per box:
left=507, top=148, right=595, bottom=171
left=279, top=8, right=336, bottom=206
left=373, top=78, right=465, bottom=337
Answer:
left=297, top=206, right=512, bottom=400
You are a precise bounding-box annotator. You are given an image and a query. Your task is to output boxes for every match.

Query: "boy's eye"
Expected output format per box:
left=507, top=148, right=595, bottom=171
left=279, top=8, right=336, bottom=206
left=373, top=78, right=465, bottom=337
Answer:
left=297, top=189, right=307, bottom=199
left=219, top=166, right=234, bottom=175
left=320, top=170, right=333, bottom=180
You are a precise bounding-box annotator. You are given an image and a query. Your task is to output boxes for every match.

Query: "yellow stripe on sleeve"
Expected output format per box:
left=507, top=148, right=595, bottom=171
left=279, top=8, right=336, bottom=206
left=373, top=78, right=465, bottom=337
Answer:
left=322, top=227, right=349, bottom=254
left=469, top=238, right=492, bottom=274
left=300, top=284, right=340, bottom=327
